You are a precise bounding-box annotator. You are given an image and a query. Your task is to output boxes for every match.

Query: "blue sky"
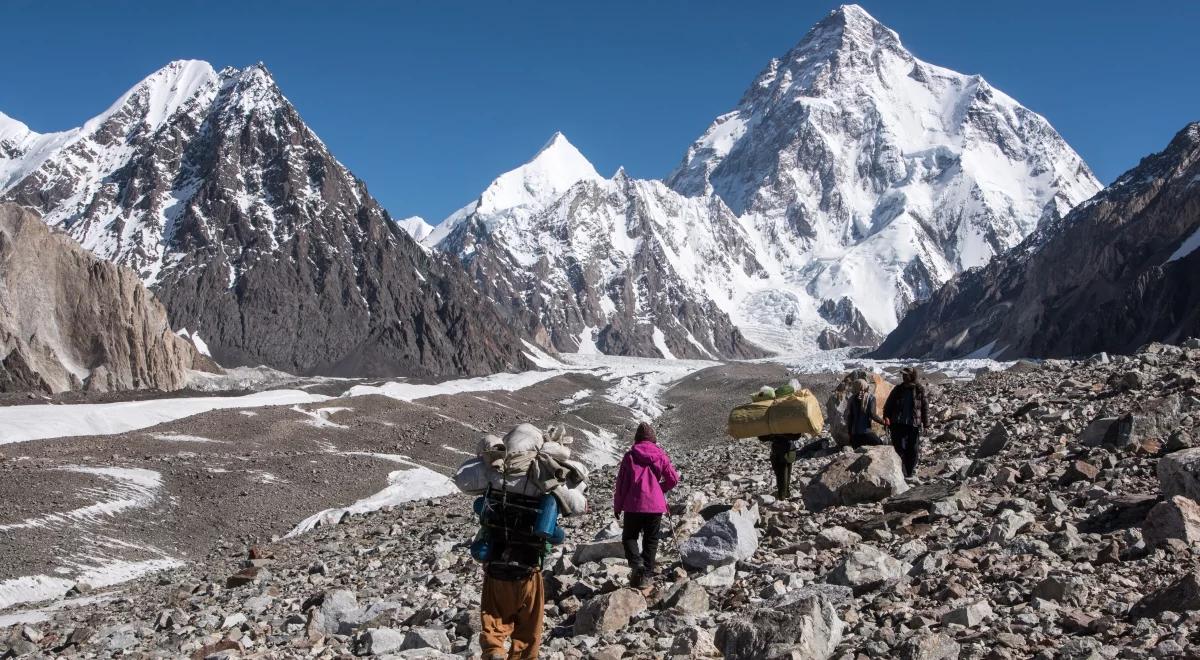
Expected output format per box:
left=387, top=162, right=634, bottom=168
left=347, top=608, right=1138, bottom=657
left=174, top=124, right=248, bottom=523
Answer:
left=2, top=1, right=1197, bottom=222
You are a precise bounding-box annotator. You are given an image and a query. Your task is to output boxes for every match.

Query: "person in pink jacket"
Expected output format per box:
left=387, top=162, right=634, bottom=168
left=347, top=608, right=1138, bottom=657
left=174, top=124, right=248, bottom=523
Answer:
left=613, top=421, right=680, bottom=587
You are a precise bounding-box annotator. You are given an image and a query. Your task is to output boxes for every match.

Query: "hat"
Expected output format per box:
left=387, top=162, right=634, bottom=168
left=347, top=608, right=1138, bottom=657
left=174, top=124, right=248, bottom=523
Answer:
left=634, top=422, right=657, bottom=443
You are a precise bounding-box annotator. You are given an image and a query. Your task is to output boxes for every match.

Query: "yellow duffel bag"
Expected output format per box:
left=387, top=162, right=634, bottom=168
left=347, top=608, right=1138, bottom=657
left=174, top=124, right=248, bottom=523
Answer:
left=727, top=399, right=774, bottom=439
left=767, top=390, right=824, bottom=436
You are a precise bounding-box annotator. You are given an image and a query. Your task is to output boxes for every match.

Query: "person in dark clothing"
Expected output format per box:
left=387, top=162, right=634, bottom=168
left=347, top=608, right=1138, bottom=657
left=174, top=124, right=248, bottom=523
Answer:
left=613, top=422, right=679, bottom=587
left=883, top=367, right=929, bottom=479
left=759, top=433, right=801, bottom=499
left=845, top=378, right=888, bottom=447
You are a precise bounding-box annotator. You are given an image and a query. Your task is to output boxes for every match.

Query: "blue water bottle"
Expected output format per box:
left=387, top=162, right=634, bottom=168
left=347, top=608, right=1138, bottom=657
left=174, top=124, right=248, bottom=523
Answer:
left=532, top=494, right=559, bottom=539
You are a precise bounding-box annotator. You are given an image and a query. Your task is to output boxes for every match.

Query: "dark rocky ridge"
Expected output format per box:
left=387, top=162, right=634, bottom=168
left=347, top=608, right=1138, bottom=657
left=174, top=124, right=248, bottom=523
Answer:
left=1, top=62, right=528, bottom=378
left=0, top=203, right=206, bottom=393
left=876, top=123, right=1200, bottom=360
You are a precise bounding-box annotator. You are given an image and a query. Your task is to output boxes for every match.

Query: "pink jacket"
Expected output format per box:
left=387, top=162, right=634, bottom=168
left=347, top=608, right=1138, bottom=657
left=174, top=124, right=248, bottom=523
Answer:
left=613, top=440, right=679, bottom=514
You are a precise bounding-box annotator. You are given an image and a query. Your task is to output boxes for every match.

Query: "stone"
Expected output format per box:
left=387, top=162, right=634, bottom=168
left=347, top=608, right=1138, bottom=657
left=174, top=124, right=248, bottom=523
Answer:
left=590, top=645, right=626, bottom=660
left=826, top=545, right=910, bottom=595
left=1142, top=495, right=1200, bottom=547
left=1033, top=575, right=1091, bottom=606
left=988, top=509, right=1035, bottom=543
left=401, top=627, right=452, bottom=652
left=572, top=539, right=626, bottom=565
left=976, top=423, right=1010, bottom=458
left=1158, top=448, right=1200, bottom=501
left=1079, top=493, right=1158, bottom=533
left=1061, top=460, right=1100, bottom=485
left=814, top=525, right=862, bottom=549
left=941, top=600, right=993, bottom=627
left=1131, top=571, right=1200, bottom=619
left=693, top=564, right=736, bottom=588
left=356, top=627, right=405, bottom=655
left=883, top=483, right=972, bottom=516
left=662, top=580, right=710, bottom=614
left=679, top=504, right=759, bottom=569
left=669, top=627, right=719, bottom=658
left=803, top=447, right=909, bottom=512
left=319, top=589, right=361, bottom=635
left=899, top=632, right=961, bottom=660
left=574, top=588, right=648, bottom=635
left=715, top=593, right=843, bottom=660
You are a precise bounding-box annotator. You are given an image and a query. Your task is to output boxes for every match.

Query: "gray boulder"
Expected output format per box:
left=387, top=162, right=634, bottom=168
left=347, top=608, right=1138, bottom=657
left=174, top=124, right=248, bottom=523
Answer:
left=803, top=447, right=908, bottom=512
left=1159, top=448, right=1200, bottom=501
left=679, top=504, right=759, bottom=569
left=1142, top=495, right=1200, bottom=547
left=826, top=545, right=910, bottom=595
left=319, top=589, right=361, bottom=635
left=1131, top=571, right=1200, bottom=619
left=355, top=627, right=405, bottom=655
left=574, top=588, right=647, bottom=635
left=714, top=592, right=843, bottom=660
left=401, top=627, right=452, bottom=652
left=899, top=632, right=961, bottom=660
left=976, top=423, right=1010, bottom=458
left=572, top=539, right=626, bottom=565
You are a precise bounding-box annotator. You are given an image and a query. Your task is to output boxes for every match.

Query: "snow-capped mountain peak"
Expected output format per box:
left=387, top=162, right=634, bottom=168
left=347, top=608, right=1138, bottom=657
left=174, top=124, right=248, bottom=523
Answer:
left=426, top=131, right=602, bottom=246
left=664, top=3, right=1101, bottom=352
left=396, top=216, right=434, bottom=242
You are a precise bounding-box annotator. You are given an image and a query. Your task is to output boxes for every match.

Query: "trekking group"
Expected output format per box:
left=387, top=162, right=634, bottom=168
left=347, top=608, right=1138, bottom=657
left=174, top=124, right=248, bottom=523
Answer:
left=453, top=367, right=926, bottom=659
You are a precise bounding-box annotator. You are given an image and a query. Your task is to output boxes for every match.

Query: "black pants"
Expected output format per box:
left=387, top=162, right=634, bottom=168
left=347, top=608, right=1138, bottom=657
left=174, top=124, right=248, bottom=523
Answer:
left=890, top=424, right=921, bottom=477
left=849, top=432, right=883, bottom=448
left=621, top=512, right=662, bottom=573
left=770, top=454, right=793, bottom=499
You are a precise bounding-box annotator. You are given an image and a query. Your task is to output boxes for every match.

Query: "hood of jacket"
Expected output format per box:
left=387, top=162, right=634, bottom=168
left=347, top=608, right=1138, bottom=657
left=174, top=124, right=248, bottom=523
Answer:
left=627, top=440, right=665, bottom=467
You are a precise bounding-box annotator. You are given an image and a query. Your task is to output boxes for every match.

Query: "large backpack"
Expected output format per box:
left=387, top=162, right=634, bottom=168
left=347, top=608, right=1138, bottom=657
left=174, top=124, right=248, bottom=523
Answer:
left=471, top=487, right=561, bottom=580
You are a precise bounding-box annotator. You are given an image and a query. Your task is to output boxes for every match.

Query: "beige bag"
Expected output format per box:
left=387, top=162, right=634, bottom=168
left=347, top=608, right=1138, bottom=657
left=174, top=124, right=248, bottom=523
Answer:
left=766, top=390, right=824, bottom=436
left=727, top=399, right=774, bottom=438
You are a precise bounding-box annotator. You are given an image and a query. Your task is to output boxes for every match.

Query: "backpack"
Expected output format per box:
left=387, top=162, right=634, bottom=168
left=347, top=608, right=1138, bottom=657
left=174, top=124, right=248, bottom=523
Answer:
left=471, top=487, right=562, bottom=580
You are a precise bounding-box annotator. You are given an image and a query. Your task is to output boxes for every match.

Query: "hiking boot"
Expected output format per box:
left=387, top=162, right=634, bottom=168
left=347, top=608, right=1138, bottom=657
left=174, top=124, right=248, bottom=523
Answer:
left=630, top=569, right=645, bottom=588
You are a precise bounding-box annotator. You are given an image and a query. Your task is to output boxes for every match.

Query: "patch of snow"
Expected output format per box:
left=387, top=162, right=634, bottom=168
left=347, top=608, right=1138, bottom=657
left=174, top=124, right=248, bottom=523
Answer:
left=0, top=466, right=162, bottom=532
left=287, top=466, right=456, bottom=537
left=291, top=405, right=351, bottom=429
left=651, top=327, right=676, bottom=360
left=559, top=389, right=591, bottom=405
left=0, top=389, right=330, bottom=444
left=576, top=326, right=601, bottom=355
left=578, top=427, right=622, bottom=469
left=147, top=432, right=221, bottom=443
left=1166, top=226, right=1200, bottom=264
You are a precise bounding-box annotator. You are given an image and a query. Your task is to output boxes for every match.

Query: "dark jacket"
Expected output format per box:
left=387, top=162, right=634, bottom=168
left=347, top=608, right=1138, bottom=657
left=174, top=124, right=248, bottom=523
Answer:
left=760, top=434, right=800, bottom=461
left=884, top=383, right=929, bottom=429
left=845, top=393, right=885, bottom=435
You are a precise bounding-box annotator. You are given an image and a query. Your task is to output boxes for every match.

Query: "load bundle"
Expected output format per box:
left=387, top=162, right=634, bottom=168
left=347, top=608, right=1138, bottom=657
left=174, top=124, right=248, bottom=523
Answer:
left=825, top=369, right=894, bottom=444
left=454, top=423, right=589, bottom=516
left=727, top=381, right=825, bottom=439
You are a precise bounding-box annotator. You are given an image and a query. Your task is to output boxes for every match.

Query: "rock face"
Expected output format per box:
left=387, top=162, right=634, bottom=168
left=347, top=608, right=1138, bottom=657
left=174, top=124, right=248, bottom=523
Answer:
left=429, top=135, right=764, bottom=360
left=0, top=61, right=528, bottom=377
left=876, top=122, right=1200, bottom=360
left=665, top=4, right=1099, bottom=352
left=0, top=203, right=203, bottom=393
left=803, top=446, right=909, bottom=512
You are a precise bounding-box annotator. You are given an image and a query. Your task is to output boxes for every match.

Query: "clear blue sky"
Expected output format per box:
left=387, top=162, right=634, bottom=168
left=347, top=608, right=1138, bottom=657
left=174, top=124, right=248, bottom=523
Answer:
left=2, top=1, right=1197, bottom=222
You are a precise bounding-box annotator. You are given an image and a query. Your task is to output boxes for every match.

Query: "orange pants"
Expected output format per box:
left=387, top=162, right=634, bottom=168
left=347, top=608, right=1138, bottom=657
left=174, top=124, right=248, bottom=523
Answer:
left=480, top=571, right=544, bottom=660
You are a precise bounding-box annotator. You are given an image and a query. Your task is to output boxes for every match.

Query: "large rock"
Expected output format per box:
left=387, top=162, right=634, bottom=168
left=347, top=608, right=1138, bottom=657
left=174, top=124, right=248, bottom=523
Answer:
left=883, top=483, right=974, bottom=517
left=899, top=632, right=961, bottom=660
left=679, top=503, right=760, bottom=569
left=355, top=628, right=405, bottom=655
left=714, top=593, right=843, bottom=660
left=1142, top=495, right=1200, bottom=547
left=574, top=588, right=647, bottom=635
left=975, top=423, right=1011, bottom=458
left=1131, top=571, right=1200, bottom=619
left=1159, top=448, right=1200, bottom=501
left=803, top=447, right=909, bottom=512
left=318, top=589, right=361, bottom=636
left=572, top=539, right=626, bottom=565
left=825, top=370, right=893, bottom=444
left=0, top=203, right=207, bottom=393
left=826, top=545, right=910, bottom=595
